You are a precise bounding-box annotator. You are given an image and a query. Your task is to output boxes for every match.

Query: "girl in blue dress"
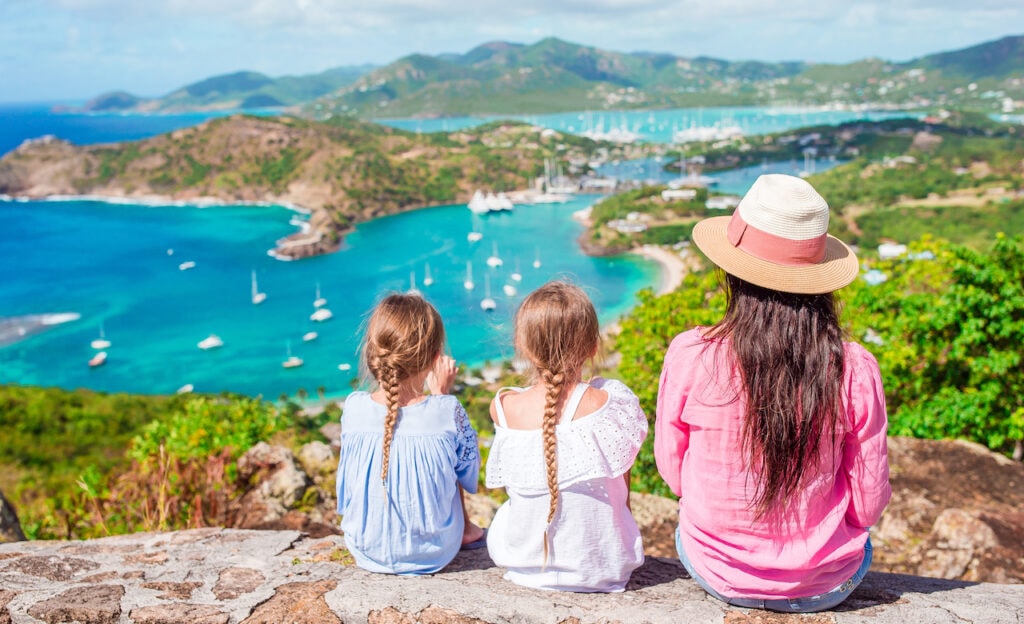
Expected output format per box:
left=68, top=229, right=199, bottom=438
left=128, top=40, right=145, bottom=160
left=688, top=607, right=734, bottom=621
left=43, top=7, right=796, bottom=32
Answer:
left=336, top=293, right=485, bottom=574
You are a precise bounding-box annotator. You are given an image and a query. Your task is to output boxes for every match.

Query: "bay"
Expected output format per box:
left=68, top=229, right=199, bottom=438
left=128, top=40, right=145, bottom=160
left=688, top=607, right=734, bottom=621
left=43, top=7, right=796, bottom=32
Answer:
left=0, top=195, right=657, bottom=399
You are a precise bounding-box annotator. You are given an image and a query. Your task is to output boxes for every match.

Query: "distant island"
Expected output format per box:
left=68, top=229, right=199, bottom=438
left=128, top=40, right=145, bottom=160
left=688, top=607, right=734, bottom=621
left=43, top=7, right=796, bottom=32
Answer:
left=74, top=35, right=1024, bottom=118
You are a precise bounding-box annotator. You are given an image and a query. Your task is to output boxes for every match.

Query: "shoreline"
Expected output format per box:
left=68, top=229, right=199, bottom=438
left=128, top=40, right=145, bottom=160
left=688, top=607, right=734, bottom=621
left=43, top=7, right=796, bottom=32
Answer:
left=630, top=244, right=687, bottom=295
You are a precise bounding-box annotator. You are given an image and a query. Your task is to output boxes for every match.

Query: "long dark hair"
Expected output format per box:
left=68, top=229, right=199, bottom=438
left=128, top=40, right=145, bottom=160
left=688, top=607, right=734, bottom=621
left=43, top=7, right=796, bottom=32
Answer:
left=706, top=273, right=845, bottom=519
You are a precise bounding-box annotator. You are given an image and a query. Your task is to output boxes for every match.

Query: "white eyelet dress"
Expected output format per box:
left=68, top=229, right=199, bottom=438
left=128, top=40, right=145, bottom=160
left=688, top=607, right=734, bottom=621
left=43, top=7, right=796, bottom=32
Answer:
left=485, top=377, right=648, bottom=592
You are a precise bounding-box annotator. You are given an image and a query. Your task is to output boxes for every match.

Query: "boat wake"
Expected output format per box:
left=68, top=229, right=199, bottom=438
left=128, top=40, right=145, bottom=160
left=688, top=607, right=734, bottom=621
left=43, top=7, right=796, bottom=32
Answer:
left=0, top=312, right=81, bottom=347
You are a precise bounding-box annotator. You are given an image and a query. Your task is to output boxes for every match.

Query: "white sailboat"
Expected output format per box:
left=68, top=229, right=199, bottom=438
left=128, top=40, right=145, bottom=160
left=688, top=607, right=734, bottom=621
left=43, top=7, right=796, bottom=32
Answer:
left=408, top=271, right=421, bottom=296
left=282, top=341, right=303, bottom=368
left=88, top=351, right=107, bottom=367
left=467, top=231, right=483, bottom=242
left=198, top=334, right=224, bottom=350
left=303, top=331, right=318, bottom=342
left=91, top=322, right=111, bottom=350
left=463, top=261, right=475, bottom=291
left=486, top=241, right=503, bottom=268
left=313, top=282, right=327, bottom=308
left=533, top=248, right=542, bottom=269
left=503, top=283, right=518, bottom=297
left=480, top=275, right=497, bottom=312
left=310, top=306, right=333, bottom=322
left=423, top=263, right=434, bottom=287
left=510, top=258, right=522, bottom=282
left=251, top=270, right=266, bottom=304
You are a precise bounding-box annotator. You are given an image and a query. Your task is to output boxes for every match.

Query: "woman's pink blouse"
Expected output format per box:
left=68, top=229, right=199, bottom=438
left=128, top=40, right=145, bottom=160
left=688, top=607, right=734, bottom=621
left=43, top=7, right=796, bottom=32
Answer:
left=655, top=329, right=891, bottom=599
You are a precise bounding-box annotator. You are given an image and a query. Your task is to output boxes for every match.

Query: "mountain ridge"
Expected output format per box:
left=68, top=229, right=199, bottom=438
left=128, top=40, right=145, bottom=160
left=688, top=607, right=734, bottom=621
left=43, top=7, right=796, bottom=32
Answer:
left=77, top=34, right=1024, bottom=117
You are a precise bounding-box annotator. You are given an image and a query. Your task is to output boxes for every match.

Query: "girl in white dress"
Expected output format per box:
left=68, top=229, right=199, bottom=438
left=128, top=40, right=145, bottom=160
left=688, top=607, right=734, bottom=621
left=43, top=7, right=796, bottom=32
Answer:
left=485, top=281, right=648, bottom=592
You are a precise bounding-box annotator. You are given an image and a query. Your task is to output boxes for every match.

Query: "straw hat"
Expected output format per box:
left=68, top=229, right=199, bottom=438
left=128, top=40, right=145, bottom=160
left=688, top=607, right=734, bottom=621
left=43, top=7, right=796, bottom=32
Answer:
left=691, top=174, right=858, bottom=294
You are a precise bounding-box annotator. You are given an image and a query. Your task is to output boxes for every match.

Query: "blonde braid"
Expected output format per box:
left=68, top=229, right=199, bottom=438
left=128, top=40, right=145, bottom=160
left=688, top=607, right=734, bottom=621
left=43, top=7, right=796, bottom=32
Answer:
left=377, top=355, right=401, bottom=486
left=539, top=368, right=564, bottom=567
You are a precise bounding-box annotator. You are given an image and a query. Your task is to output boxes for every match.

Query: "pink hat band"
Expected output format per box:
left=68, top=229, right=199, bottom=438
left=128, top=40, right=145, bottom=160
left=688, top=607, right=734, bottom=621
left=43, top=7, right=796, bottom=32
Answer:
left=726, top=211, right=828, bottom=266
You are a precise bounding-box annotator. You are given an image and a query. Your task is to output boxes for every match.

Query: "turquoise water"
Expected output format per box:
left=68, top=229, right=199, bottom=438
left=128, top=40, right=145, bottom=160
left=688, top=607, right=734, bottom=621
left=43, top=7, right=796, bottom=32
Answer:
left=375, top=106, right=922, bottom=143
left=0, top=196, right=658, bottom=398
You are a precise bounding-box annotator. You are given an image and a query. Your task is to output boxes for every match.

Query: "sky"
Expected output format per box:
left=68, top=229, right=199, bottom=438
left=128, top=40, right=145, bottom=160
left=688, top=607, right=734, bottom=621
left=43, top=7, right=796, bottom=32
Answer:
left=1, top=0, right=1021, bottom=103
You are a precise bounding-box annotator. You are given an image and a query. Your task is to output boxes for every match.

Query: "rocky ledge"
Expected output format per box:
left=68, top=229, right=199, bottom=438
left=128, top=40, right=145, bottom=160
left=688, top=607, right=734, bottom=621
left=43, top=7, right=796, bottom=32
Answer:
left=2, top=527, right=1023, bottom=624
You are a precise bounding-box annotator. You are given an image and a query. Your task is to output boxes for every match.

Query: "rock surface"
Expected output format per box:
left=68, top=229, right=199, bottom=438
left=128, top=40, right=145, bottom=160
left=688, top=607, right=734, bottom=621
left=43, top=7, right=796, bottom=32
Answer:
left=2, top=527, right=1022, bottom=624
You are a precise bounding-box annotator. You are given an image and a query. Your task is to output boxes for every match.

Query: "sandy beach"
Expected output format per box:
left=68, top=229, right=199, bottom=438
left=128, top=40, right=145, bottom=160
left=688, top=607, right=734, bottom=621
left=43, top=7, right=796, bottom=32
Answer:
left=631, top=244, right=688, bottom=295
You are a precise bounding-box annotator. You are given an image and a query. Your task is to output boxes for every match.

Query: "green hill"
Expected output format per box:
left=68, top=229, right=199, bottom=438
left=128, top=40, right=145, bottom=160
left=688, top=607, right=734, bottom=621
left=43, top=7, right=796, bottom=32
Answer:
left=81, top=65, right=374, bottom=113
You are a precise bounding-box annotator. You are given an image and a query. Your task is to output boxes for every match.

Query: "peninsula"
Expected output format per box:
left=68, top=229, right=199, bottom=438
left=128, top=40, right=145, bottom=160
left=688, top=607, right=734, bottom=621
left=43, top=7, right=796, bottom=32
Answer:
left=0, top=115, right=607, bottom=259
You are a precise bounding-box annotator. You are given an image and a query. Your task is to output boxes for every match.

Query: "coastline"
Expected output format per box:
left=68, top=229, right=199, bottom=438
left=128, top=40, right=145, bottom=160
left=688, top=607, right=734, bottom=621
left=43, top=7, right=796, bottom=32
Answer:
left=630, top=244, right=687, bottom=295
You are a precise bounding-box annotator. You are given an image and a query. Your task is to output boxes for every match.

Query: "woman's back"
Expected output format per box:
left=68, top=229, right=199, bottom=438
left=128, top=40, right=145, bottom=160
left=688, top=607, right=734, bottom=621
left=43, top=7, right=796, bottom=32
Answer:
left=655, top=329, right=890, bottom=598
left=485, top=378, right=647, bottom=592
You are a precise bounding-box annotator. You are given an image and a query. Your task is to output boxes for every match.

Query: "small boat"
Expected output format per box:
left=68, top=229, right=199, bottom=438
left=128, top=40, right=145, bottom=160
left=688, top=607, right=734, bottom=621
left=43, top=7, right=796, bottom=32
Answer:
left=408, top=271, right=421, bottom=296
left=90, top=323, right=111, bottom=350
left=337, top=363, right=352, bottom=372
left=303, top=331, right=318, bottom=342
left=88, top=351, right=107, bottom=367
left=510, top=258, right=522, bottom=282
left=310, top=307, right=333, bottom=322
left=467, top=231, right=483, bottom=243
left=166, top=248, right=174, bottom=256
left=423, top=263, right=434, bottom=287
left=176, top=384, right=194, bottom=394
left=313, top=282, right=327, bottom=308
left=533, top=248, right=542, bottom=269
left=178, top=260, right=196, bottom=271
left=463, top=261, right=475, bottom=291
left=251, top=270, right=266, bottom=305
left=480, top=275, right=497, bottom=312
left=197, top=334, right=224, bottom=350
left=282, top=342, right=303, bottom=368
left=486, top=242, right=503, bottom=268
left=503, top=283, right=518, bottom=297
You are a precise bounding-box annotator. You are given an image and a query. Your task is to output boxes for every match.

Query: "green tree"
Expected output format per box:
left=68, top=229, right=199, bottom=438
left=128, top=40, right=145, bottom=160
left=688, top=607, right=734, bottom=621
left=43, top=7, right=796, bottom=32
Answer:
left=845, top=235, right=1024, bottom=459
left=613, top=271, right=727, bottom=495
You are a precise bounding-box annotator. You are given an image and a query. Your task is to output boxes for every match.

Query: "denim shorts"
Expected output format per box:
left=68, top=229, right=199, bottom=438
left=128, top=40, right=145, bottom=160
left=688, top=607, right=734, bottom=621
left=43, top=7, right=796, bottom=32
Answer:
left=675, top=528, right=872, bottom=613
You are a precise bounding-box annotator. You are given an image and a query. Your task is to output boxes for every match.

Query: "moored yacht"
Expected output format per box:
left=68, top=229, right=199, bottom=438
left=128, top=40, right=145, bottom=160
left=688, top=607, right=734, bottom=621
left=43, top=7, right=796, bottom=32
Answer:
left=198, top=334, right=224, bottom=350
left=251, top=270, right=266, bottom=304
left=486, top=242, right=503, bottom=268
left=463, top=261, right=475, bottom=291
left=480, top=275, right=497, bottom=312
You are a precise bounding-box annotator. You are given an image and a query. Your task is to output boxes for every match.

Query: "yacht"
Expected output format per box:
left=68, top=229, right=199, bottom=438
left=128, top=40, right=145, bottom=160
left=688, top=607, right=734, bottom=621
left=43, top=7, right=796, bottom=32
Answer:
left=303, top=331, right=318, bottom=342
left=480, top=275, right=497, bottom=312
left=467, top=190, right=490, bottom=214
left=423, top=263, right=434, bottom=287
left=510, top=259, right=522, bottom=282
left=463, top=261, right=475, bottom=291
left=313, top=282, right=327, bottom=308
left=198, top=334, right=224, bottom=350
left=178, top=261, right=196, bottom=271
left=310, top=307, right=333, bottom=322
left=467, top=231, right=483, bottom=243
left=88, top=351, right=107, bottom=367
left=282, top=342, right=303, bottom=368
left=503, top=283, right=518, bottom=297
left=486, top=242, right=503, bottom=268
left=407, top=271, right=421, bottom=296
left=337, top=363, right=352, bottom=372
left=251, top=270, right=266, bottom=305
left=90, top=323, right=111, bottom=350
left=533, top=248, right=542, bottom=269
left=176, top=384, right=194, bottom=394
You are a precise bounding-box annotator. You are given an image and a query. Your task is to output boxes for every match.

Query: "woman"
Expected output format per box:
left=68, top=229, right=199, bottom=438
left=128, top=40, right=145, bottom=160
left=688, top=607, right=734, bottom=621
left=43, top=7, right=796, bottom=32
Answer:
left=655, top=174, right=890, bottom=612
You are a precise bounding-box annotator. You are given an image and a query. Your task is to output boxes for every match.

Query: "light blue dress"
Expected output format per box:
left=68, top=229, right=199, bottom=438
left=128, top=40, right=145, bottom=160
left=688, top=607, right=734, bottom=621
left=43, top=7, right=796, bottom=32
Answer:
left=336, top=391, right=480, bottom=574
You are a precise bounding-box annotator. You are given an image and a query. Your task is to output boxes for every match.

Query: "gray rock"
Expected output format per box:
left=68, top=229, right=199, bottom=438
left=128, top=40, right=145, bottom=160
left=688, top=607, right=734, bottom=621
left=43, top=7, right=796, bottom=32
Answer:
left=298, top=441, right=337, bottom=481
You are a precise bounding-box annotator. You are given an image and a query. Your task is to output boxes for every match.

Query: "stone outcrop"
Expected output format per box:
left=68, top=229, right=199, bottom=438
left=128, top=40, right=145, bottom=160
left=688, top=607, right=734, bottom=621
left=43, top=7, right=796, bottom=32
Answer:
left=0, top=490, right=26, bottom=543
left=1, top=528, right=1022, bottom=624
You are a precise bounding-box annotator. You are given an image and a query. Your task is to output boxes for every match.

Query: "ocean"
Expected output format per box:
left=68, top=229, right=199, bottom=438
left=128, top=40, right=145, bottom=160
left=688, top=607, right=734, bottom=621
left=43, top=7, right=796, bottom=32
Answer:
left=0, top=102, right=893, bottom=398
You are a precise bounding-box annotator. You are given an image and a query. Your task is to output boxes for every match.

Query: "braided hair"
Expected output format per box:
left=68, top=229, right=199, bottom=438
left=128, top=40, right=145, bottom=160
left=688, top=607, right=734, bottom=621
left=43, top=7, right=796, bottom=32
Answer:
left=362, top=293, right=445, bottom=486
left=513, top=282, right=600, bottom=560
